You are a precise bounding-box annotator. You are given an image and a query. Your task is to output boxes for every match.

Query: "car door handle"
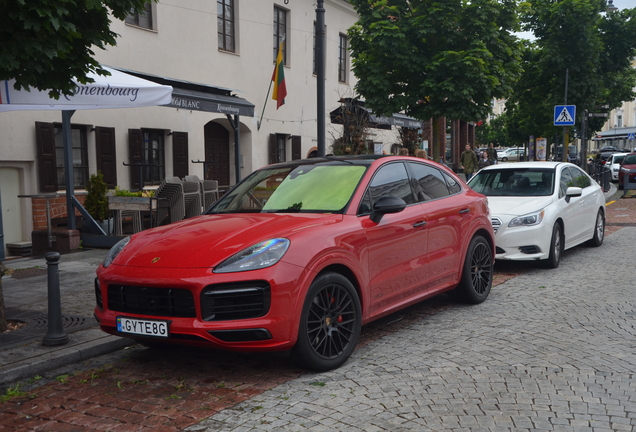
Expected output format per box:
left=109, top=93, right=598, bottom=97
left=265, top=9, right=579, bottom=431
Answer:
left=459, top=208, right=470, bottom=215
left=413, top=221, right=427, bottom=228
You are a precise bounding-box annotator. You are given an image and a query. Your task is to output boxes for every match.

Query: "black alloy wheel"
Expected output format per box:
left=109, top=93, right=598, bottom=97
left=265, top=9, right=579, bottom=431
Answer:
left=452, top=235, right=493, bottom=304
left=294, top=272, right=361, bottom=371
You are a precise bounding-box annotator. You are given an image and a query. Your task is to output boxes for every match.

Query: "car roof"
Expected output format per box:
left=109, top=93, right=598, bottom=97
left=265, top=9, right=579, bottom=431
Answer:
left=478, top=161, right=570, bottom=170
left=265, top=154, right=388, bottom=170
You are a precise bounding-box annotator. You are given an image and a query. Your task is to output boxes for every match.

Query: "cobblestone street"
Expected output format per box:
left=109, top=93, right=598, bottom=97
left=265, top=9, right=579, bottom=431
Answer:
left=1, top=193, right=635, bottom=431
left=189, top=226, right=636, bottom=431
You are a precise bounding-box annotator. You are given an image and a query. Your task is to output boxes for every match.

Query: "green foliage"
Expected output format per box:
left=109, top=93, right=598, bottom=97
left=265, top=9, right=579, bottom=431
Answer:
left=348, top=0, right=523, bottom=124
left=84, top=172, right=109, bottom=222
left=113, top=186, right=154, bottom=197
left=0, top=384, right=28, bottom=403
left=507, top=1, right=636, bottom=139
left=0, top=0, right=154, bottom=99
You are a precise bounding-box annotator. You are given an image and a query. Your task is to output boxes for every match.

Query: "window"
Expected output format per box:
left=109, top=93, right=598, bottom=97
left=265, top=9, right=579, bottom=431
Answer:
left=54, top=125, right=88, bottom=189
left=273, top=6, right=287, bottom=64
left=125, top=2, right=153, bottom=29
left=407, top=162, right=449, bottom=201
left=338, top=33, right=348, bottom=83
left=366, top=162, right=414, bottom=206
left=142, top=130, right=165, bottom=186
left=276, top=134, right=286, bottom=163
left=567, top=167, right=591, bottom=188
left=217, top=0, right=235, bottom=52
left=559, top=167, right=573, bottom=198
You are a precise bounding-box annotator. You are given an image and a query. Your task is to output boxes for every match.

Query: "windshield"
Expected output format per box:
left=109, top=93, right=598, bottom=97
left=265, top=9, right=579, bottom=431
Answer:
left=469, top=168, right=555, bottom=197
left=209, top=164, right=367, bottom=214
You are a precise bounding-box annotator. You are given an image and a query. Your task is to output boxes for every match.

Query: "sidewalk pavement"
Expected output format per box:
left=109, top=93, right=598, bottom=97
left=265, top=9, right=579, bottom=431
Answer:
left=0, top=183, right=632, bottom=390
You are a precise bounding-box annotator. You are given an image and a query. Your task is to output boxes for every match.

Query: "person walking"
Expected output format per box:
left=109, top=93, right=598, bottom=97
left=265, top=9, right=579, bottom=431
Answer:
left=487, top=143, right=498, bottom=164
left=460, top=144, right=478, bottom=181
left=478, top=150, right=492, bottom=171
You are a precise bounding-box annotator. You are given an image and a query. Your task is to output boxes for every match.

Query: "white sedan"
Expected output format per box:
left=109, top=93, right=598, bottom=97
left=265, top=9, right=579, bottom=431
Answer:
left=468, top=162, right=605, bottom=268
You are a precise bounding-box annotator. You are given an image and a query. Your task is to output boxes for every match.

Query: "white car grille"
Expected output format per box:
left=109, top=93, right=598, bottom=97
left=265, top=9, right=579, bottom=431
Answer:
left=491, top=217, right=502, bottom=234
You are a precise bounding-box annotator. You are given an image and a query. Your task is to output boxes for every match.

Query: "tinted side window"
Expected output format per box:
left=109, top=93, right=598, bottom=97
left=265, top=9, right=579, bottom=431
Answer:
left=568, top=167, right=591, bottom=188
left=367, top=162, right=415, bottom=206
left=408, top=162, right=450, bottom=202
left=443, top=171, right=462, bottom=195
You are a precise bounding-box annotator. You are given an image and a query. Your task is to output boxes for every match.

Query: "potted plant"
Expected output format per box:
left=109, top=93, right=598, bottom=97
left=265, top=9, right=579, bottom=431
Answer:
left=83, top=172, right=111, bottom=234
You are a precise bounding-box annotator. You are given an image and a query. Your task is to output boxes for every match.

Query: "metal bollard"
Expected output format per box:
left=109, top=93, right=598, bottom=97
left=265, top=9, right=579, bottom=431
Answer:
left=42, top=252, right=69, bottom=346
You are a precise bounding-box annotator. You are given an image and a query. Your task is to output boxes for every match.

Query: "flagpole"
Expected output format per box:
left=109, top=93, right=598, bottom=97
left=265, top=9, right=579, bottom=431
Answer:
left=257, top=80, right=273, bottom=131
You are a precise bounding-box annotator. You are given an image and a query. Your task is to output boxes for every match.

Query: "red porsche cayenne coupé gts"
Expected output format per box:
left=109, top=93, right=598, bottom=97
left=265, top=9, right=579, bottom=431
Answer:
left=94, top=155, right=494, bottom=371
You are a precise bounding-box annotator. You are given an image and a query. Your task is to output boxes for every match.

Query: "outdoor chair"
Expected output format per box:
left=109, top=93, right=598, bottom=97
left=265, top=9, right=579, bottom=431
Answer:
left=154, top=177, right=185, bottom=226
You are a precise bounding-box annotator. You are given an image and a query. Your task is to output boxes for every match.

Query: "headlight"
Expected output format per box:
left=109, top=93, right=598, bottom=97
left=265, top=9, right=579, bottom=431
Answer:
left=508, top=209, right=545, bottom=228
left=102, top=236, right=131, bottom=268
left=214, top=238, right=290, bottom=273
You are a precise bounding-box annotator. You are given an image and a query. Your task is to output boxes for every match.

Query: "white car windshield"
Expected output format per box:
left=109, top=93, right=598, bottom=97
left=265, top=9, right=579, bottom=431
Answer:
left=469, top=168, right=555, bottom=197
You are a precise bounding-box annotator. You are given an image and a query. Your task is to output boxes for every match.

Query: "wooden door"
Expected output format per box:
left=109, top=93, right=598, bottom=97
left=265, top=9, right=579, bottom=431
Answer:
left=172, top=132, right=189, bottom=179
left=204, top=122, right=230, bottom=186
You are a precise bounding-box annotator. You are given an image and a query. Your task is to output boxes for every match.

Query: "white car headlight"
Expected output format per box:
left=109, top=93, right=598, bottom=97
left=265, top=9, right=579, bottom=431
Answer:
left=508, top=209, right=545, bottom=228
left=102, top=236, right=131, bottom=268
left=214, top=238, right=290, bottom=273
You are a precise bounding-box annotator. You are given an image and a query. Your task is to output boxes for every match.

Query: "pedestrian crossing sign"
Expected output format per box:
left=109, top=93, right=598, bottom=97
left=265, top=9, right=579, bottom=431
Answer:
left=554, top=105, right=576, bottom=126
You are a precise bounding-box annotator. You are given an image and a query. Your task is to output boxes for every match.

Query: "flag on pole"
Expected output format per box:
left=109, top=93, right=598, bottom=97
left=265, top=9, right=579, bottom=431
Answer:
left=271, top=41, right=287, bottom=109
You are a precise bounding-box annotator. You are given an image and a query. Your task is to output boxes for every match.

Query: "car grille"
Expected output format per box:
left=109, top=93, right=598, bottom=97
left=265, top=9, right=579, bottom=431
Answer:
left=201, top=281, right=270, bottom=321
left=107, top=285, right=196, bottom=318
left=491, top=217, right=502, bottom=234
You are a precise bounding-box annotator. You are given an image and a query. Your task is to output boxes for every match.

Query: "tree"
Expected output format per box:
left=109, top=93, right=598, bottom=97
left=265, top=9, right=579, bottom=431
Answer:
left=507, top=1, right=636, bottom=144
left=348, top=0, right=523, bottom=159
left=0, top=0, right=152, bottom=99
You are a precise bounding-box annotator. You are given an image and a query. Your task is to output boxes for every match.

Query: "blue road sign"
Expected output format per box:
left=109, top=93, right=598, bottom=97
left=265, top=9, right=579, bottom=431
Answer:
left=554, top=105, right=576, bottom=126
left=628, top=133, right=635, bottom=140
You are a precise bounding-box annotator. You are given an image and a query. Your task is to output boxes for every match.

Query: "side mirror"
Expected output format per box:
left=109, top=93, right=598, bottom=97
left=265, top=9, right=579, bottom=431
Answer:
left=565, top=186, right=582, bottom=203
left=370, top=196, right=406, bottom=223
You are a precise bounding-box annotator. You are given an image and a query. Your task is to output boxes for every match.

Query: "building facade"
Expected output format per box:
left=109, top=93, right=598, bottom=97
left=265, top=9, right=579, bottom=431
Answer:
left=0, top=0, right=412, bottom=258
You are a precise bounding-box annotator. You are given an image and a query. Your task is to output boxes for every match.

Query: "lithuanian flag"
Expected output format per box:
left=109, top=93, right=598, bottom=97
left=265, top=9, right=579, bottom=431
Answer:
left=271, top=41, right=287, bottom=109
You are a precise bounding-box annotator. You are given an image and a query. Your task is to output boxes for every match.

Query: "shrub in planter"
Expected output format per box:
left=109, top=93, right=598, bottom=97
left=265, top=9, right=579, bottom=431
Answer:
left=84, top=172, right=109, bottom=222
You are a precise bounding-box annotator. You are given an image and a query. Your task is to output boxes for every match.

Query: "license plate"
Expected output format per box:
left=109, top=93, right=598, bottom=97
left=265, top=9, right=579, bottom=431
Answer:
left=117, top=316, right=169, bottom=338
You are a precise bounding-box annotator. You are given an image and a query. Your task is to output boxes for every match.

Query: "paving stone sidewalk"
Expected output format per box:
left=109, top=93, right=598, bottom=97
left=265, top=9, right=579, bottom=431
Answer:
left=188, top=195, right=636, bottom=431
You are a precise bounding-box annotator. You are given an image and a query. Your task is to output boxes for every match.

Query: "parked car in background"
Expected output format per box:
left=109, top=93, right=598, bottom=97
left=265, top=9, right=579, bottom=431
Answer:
left=552, top=145, right=579, bottom=164
left=598, top=145, right=630, bottom=153
left=607, top=153, right=628, bottom=182
left=95, top=155, right=495, bottom=371
left=499, top=148, right=524, bottom=162
left=618, top=153, right=636, bottom=189
left=468, top=162, right=605, bottom=269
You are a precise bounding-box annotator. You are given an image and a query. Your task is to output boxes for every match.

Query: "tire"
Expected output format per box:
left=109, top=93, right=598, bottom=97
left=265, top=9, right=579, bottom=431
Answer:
left=543, top=223, right=563, bottom=269
left=451, top=235, right=492, bottom=304
left=502, top=157, right=508, bottom=162
left=293, top=272, right=361, bottom=371
left=587, top=209, right=605, bottom=247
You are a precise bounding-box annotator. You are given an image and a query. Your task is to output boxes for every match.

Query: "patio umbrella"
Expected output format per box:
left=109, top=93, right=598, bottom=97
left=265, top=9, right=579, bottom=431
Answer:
left=0, top=66, right=172, bottom=111
left=0, top=66, right=173, bottom=233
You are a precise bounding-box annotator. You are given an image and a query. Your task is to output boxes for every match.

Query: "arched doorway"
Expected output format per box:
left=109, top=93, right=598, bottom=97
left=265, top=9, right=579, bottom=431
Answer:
left=204, top=122, right=230, bottom=186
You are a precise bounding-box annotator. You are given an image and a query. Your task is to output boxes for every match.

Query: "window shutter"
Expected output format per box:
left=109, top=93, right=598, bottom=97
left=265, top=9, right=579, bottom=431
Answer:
left=268, top=134, right=277, bottom=164
left=128, top=129, right=143, bottom=190
left=95, top=126, right=117, bottom=188
left=35, top=122, right=58, bottom=192
left=172, top=132, right=189, bottom=179
left=291, top=135, right=301, bottom=160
